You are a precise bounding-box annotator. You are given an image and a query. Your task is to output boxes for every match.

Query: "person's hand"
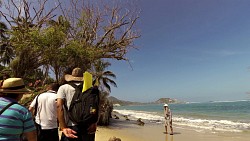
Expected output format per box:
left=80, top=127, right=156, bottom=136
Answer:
left=87, top=123, right=97, bottom=134
left=62, top=128, right=78, bottom=138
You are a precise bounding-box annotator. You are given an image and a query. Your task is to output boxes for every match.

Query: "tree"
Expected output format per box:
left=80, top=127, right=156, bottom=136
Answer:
left=0, top=1, right=12, bottom=69
left=0, top=0, right=59, bottom=78
left=41, top=15, right=71, bottom=83
left=91, top=59, right=117, bottom=125
left=1, top=0, right=140, bottom=80
left=0, top=0, right=14, bottom=66
left=58, top=0, right=140, bottom=66
left=0, top=0, right=140, bottom=126
left=92, top=60, right=117, bottom=92
left=0, top=21, right=14, bottom=66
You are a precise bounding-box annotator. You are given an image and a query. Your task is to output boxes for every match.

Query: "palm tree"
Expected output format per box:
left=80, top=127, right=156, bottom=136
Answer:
left=92, top=60, right=117, bottom=92
left=0, top=22, right=7, bottom=38
left=0, top=22, right=14, bottom=66
left=91, top=60, right=117, bottom=126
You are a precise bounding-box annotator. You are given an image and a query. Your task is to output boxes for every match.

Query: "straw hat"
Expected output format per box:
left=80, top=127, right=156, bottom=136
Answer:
left=64, top=68, right=83, bottom=82
left=0, top=78, right=30, bottom=94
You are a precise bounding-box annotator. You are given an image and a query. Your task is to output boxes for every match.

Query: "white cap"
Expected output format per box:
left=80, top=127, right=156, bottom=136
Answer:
left=163, top=104, right=168, bottom=107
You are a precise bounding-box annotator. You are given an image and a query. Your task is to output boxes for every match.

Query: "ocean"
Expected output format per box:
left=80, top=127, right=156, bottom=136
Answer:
left=113, top=100, right=250, bottom=133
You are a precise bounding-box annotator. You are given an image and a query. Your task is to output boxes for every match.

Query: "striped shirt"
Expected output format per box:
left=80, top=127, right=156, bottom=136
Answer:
left=0, top=97, right=36, bottom=141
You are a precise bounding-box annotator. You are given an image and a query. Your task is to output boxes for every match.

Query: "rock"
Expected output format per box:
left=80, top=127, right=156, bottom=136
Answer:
left=123, top=115, right=130, bottom=121
left=113, top=114, right=119, bottom=119
left=136, top=118, right=145, bottom=126
left=108, top=136, right=121, bottom=141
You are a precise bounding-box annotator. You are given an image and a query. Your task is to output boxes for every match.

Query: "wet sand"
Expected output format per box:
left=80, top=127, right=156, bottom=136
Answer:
left=96, top=117, right=250, bottom=141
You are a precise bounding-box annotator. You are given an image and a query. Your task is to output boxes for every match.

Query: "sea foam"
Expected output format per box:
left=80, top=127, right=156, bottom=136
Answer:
left=114, top=109, right=250, bottom=133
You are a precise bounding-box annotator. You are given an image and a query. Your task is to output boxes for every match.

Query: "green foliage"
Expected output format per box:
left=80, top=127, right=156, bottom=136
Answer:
left=19, top=86, right=47, bottom=107
left=1, top=0, right=139, bottom=86
left=0, top=21, right=14, bottom=66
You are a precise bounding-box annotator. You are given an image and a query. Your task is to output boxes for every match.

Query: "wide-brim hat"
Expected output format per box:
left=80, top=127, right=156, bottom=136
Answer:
left=64, top=68, right=83, bottom=82
left=163, top=104, right=169, bottom=107
left=0, top=78, right=31, bottom=94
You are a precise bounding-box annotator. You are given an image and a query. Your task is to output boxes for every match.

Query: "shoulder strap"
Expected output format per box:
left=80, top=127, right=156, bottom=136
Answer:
left=0, top=102, right=17, bottom=115
left=68, top=83, right=83, bottom=89
left=68, top=83, right=83, bottom=98
left=34, top=94, right=42, bottom=117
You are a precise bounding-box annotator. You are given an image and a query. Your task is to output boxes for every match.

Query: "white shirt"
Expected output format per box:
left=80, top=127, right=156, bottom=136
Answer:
left=57, top=83, right=81, bottom=126
left=30, top=90, right=58, bottom=129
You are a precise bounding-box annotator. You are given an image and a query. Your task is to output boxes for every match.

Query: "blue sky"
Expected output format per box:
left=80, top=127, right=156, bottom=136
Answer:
left=109, top=0, right=250, bottom=102
left=2, top=0, right=250, bottom=102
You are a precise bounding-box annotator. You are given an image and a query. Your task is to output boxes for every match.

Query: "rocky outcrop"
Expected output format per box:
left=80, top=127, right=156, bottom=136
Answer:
left=154, top=98, right=177, bottom=104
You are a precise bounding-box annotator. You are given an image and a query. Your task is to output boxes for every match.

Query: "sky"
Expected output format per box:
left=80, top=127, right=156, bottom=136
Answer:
left=2, top=0, right=250, bottom=102
left=109, top=0, right=250, bottom=102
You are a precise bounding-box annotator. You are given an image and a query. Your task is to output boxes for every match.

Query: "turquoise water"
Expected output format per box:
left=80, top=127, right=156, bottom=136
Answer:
left=114, top=100, right=250, bottom=133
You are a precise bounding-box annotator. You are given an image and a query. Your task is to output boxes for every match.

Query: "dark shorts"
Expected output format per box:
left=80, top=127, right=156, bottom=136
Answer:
left=35, top=123, right=59, bottom=141
left=60, top=125, right=95, bottom=141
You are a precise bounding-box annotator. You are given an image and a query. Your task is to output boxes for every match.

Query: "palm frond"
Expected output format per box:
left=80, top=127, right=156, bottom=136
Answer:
left=103, top=81, right=111, bottom=92
left=103, top=71, right=116, bottom=78
left=103, top=77, right=117, bottom=88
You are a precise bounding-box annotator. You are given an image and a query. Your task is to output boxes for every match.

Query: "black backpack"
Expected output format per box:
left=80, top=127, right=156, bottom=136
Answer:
left=67, top=83, right=100, bottom=126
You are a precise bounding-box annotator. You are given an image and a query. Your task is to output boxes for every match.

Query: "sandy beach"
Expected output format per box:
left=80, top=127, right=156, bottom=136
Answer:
left=96, top=116, right=250, bottom=141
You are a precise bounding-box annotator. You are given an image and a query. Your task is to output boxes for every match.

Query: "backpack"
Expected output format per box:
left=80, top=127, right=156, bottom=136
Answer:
left=67, top=83, right=100, bottom=126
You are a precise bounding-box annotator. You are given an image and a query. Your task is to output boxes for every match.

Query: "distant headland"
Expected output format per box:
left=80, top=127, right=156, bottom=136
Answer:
left=108, top=96, right=184, bottom=106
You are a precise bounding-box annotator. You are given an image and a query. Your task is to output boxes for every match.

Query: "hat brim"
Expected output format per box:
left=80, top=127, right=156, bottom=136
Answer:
left=65, top=74, right=83, bottom=82
left=0, top=87, right=31, bottom=94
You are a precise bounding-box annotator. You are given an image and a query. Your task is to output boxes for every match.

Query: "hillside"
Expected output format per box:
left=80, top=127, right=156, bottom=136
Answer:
left=108, top=96, right=142, bottom=106
left=108, top=96, right=180, bottom=106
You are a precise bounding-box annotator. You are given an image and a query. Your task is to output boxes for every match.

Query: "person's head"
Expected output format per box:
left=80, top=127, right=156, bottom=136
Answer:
left=3, top=74, right=10, bottom=80
left=64, top=67, right=83, bottom=82
left=47, top=83, right=60, bottom=92
left=0, top=78, right=30, bottom=101
left=163, top=104, right=169, bottom=109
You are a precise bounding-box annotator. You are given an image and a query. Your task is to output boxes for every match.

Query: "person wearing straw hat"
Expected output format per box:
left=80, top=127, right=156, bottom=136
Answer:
left=0, top=78, right=37, bottom=141
left=164, top=104, right=173, bottom=135
left=57, top=68, right=97, bottom=141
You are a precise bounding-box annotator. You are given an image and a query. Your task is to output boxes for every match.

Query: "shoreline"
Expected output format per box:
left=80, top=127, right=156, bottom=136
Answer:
left=96, top=114, right=250, bottom=141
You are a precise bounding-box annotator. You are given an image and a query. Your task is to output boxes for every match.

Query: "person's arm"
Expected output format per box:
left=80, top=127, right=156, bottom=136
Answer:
left=28, top=106, right=34, bottom=112
left=57, top=98, right=78, bottom=138
left=28, top=96, right=37, bottom=116
left=57, top=98, right=67, bottom=129
left=164, top=109, right=167, bottom=119
left=169, top=110, right=173, bottom=121
left=23, top=130, right=37, bottom=141
left=28, top=107, right=34, bottom=119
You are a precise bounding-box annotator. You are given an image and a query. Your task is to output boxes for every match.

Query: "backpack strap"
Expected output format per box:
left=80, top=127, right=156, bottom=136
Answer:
left=34, top=94, right=42, bottom=117
left=0, top=102, right=17, bottom=115
left=68, top=83, right=83, bottom=99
